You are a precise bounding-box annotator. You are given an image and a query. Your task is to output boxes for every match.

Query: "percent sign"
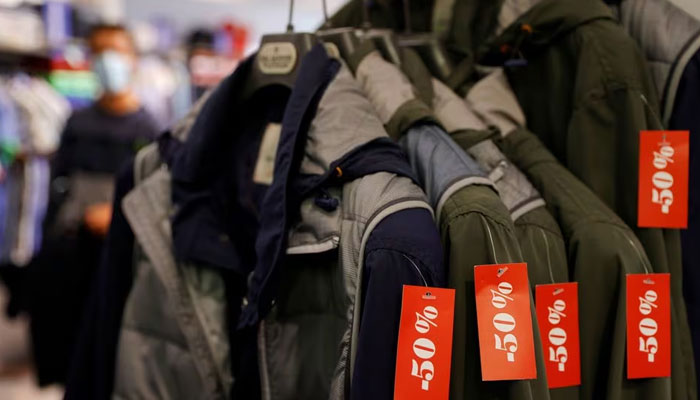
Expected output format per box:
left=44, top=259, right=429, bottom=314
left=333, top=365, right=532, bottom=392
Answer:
left=548, top=299, right=567, bottom=325
left=653, top=144, right=675, bottom=170
left=639, top=290, right=659, bottom=315
left=491, top=282, right=514, bottom=309
left=415, top=306, right=439, bottom=334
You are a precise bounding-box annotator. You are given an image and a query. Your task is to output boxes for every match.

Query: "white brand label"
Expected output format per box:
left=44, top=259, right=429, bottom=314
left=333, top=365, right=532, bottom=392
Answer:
left=258, top=42, right=297, bottom=74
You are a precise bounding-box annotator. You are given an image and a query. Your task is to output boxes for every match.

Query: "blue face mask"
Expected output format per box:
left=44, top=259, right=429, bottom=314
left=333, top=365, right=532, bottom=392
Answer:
left=92, top=50, right=133, bottom=94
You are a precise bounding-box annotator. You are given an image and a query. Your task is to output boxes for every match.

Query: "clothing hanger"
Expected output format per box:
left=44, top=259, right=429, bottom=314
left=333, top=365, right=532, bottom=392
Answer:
left=317, top=0, right=360, bottom=62
left=242, top=0, right=318, bottom=98
left=396, top=0, right=454, bottom=81
left=317, top=0, right=401, bottom=66
left=356, top=0, right=402, bottom=65
left=364, top=29, right=402, bottom=65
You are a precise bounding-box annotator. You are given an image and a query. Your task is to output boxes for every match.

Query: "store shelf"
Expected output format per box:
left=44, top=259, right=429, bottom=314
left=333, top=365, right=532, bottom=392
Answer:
left=0, top=46, right=50, bottom=71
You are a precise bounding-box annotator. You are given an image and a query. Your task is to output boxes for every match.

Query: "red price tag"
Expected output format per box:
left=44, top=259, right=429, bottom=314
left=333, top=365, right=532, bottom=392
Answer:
left=638, top=130, right=689, bottom=228
left=626, top=273, right=671, bottom=379
left=536, top=283, right=581, bottom=388
left=394, top=285, right=455, bottom=400
left=474, top=263, right=537, bottom=381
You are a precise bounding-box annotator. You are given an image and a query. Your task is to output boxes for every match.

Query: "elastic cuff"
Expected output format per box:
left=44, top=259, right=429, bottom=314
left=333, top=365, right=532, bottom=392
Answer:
left=448, top=127, right=499, bottom=150
left=385, top=98, right=438, bottom=140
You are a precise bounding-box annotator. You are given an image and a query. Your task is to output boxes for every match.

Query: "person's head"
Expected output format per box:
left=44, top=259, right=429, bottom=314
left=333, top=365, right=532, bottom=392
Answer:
left=89, top=24, right=137, bottom=96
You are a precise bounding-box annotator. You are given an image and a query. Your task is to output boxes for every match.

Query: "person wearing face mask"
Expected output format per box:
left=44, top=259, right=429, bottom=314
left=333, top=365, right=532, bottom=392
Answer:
left=52, top=23, right=158, bottom=234
left=21, top=23, right=159, bottom=386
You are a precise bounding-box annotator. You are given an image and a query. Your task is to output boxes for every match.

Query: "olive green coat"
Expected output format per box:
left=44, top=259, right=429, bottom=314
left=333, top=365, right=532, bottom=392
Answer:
left=498, top=128, right=685, bottom=400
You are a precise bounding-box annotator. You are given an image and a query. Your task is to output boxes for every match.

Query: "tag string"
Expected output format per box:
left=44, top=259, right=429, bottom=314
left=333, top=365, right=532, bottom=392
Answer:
left=540, top=230, right=556, bottom=284
left=640, top=94, right=665, bottom=131
left=403, top=254, right=428, bottom=287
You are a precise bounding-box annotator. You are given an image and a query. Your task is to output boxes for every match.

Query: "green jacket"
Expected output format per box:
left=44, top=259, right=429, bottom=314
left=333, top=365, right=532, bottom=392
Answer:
left=441, top=186, right=551, bottom=400
left=478, top=1, right=695, bottom=398
left=497, top=127, right=690, bottom=400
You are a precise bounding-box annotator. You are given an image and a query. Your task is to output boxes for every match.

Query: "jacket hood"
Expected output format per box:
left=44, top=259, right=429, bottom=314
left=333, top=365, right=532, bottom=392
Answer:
left=482, top=0, right=615, bottom=58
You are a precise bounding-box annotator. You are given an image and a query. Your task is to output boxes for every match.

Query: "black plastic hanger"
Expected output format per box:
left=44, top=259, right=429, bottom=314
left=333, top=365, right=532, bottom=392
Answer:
left=396, top=0, right=453, bottom=81
left=317, top=0, right=360, bottom=62
left=242, top=0, right=318, bottom=98
left=363, top=28, right=402, bottom=65
left=398, top=34, right=453, bottom=82
left=344, top=0, right=400, bottom=65
left=317, top=27, right=360, bottom=62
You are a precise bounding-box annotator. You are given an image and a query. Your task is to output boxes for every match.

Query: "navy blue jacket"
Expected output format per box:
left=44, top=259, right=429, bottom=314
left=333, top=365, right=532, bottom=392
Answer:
left=668, top=37, right=700, bottom=389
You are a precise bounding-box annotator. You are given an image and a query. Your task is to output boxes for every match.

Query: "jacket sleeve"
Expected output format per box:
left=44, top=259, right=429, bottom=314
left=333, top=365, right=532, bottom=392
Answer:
left=65, top=160, right=136, bottom=400
left=440, top=191, right=552, bottom=400
left=351, top=207, right=444, bottom=400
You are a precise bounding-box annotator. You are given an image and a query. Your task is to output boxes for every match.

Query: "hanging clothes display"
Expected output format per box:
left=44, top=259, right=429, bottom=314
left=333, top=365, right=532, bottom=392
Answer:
left=468, top=68, right=682, bottom=400
left=48, top=0, right=700, bottom=398
left=476, top=2, right=696, bottom=398
left=66, top=44, right=445, bottom=400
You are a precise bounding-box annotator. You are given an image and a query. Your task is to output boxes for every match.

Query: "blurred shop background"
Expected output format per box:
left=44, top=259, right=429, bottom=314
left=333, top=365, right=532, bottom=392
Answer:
left=0, top=0, right=344, bottom=399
